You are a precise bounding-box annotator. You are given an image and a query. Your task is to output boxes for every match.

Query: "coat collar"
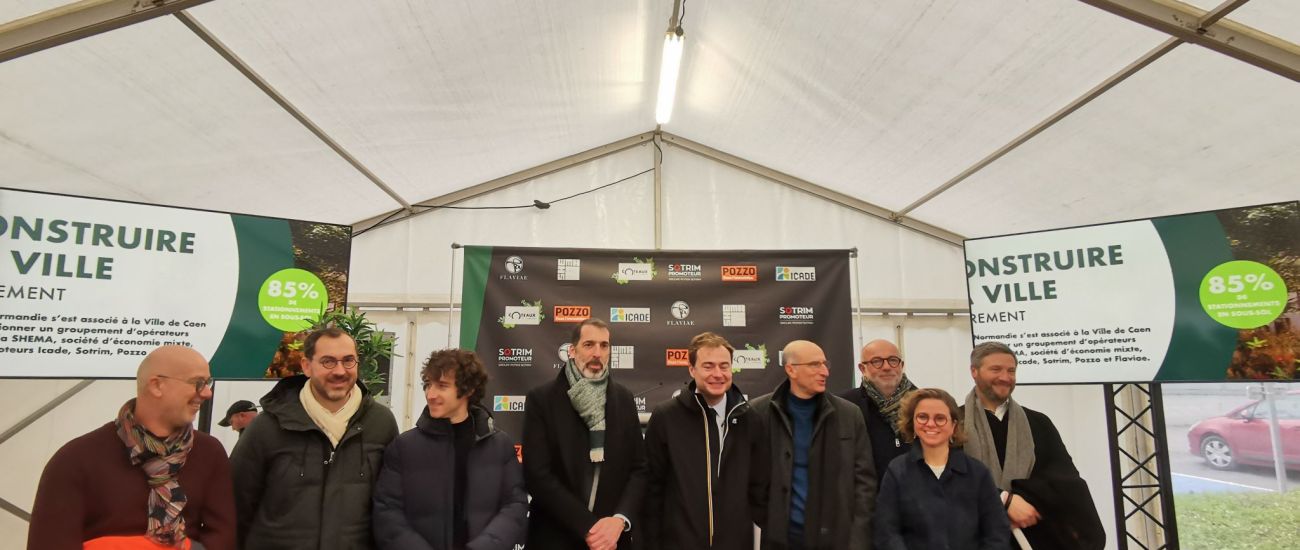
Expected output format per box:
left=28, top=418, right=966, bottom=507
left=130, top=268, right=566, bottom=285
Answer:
left=415, top=403, right=495, bottom=441
left=906, top=443, right=970, bottom=474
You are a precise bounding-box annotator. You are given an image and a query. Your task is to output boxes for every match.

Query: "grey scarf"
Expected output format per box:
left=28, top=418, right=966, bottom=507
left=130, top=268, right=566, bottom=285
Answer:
left=963, top=389, right=1036, bottom=491
left=564, top=358, right=609, bottom=462
left=862, top=374, right=918, bottom=436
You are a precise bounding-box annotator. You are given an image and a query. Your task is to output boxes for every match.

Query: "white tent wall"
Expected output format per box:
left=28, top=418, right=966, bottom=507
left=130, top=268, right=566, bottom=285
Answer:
left=0, top=379, right=134, bottom=550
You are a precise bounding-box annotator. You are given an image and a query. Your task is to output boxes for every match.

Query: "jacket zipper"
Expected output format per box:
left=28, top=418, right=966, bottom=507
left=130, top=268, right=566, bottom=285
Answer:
left=697, top=400, right=715, bottom=546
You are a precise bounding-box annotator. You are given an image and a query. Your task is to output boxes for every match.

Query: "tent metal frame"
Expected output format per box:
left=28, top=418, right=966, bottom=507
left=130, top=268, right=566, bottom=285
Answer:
left=0, top=0, right=215, bottom=63
left=0, top=380, right=96, bottom=522
left=1104, top=383, right=1180, bottom=550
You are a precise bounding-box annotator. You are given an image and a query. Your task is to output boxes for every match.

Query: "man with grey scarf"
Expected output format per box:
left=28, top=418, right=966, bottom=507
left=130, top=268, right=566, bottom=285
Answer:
left=962, top=341, right=1105, bottom=550
left=522, top=318, right=646, bottom=550
left=838, top=339, right=919, bottom=483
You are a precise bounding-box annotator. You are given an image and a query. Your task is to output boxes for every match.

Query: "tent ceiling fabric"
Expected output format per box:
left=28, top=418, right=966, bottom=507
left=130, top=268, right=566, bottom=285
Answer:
left=0, top=15, right=396, bottom=223
left=1, top=0, right=1296, bottom=233
left=185, top=0, right=669, bottom=208
left=660, top=0, right=1166, bottom=213
left=910, top=44, right=1300, bottom=238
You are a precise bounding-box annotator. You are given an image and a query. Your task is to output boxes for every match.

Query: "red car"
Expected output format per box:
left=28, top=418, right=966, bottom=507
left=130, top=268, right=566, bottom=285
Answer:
left=1187, top=390, right=1300, bottom=471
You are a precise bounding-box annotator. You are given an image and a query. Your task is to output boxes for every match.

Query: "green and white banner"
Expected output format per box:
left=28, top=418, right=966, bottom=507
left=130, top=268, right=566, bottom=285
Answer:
left=0, top=188, right=350, bottom=379
left=965, top=202, right=1299, bottom=384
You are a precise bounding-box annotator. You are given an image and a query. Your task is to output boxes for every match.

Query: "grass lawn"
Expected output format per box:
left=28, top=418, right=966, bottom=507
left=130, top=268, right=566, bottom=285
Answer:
left=1176, top=489, right=1300, bottom=550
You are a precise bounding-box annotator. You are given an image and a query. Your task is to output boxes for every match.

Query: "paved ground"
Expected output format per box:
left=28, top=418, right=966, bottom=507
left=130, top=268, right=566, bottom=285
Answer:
left=1168, top=425, right=1299, bottom=494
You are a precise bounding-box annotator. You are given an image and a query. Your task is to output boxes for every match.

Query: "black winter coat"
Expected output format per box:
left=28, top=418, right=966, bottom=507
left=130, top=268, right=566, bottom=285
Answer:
left=837, top=385, right=913, bottom=484
left=749, top=381, right=875, bottom=550
left=372, top=405, right=527, bottom=550
left=873, top=446, right=1010, bottom=550
left=643, top=382, right=768, bottom=550
left=231, top=376, right=399, bottom=550
left=522, top=370, right=647, bottom=549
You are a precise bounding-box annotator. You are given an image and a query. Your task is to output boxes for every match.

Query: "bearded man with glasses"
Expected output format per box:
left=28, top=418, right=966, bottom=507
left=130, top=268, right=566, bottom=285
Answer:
left=231, top=327, right=398, bottom=550
left=838, top=339, right=920, bottom=485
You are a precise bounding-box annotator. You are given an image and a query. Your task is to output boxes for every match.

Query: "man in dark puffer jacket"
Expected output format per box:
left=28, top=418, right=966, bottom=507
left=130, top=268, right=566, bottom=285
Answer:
left=643, top=332, right=767, bottom=550
left=232, top=327, right=399, bottom=550
left=373, top=349, right=527, bottom=550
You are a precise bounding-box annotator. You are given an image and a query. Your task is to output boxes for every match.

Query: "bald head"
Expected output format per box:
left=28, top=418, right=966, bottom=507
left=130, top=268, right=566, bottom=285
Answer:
left=782, top=340, right=821, bottom=366
left=859, top=339, right=905, bottom=395
left=782, top=340, right=829, bottom=398
left=136, top=345, right=209, bottom=395
left=132, top=346, right=212, bottom=436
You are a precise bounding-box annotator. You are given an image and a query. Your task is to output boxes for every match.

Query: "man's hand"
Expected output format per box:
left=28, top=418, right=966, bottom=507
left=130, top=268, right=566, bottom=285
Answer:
left=586, top=516, right=625, bottom=550
left=1006, top=494, right=1041, bottom=529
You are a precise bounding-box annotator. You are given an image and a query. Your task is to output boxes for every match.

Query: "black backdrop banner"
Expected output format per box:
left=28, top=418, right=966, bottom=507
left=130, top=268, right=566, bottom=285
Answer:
left=458, top=245, right=854, bottom=441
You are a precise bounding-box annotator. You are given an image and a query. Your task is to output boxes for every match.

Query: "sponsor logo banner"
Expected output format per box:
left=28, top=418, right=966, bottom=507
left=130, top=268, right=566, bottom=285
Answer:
left=493, top=395, right=526, bottom=412
left=553, top=305, right=591, bottom=323
left=666, top=348, right=690, bottom=367
left=721, top=265, right=758, bottom=282
left=723, top=304, right=746, bottom=327
left=611, top=345, right=635, bottom=369
left=501, top=304, right=542, bottom=326
left=666, top=263, right=702, bottom=281
left=465, top=247, right=854, bottom=445
left=667, top=300, right=694, bottom=326
left=733, top=348, right=767, bottom=369
left=776, top=266, right=817, bottom=281
left=610, top=307, right=651, bottom=323
left=612, top=261, right=655, bottom=283
left=778, top=306, right=815, bottom=325
left=556, top=258, right=581, bottom=281
left=497, top=347, right=533, bottom=367
left=499, top=256, right=527, bottom=280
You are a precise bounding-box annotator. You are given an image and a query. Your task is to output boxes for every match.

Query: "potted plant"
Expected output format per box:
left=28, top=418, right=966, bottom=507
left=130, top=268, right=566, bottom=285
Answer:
left=308, top=307, right=397, bottom=396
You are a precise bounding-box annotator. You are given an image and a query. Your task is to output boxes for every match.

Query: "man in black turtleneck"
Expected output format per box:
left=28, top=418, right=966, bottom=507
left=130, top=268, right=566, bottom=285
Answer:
left=373, top=349, right=527, bottom=550
left=750, top=340, right=874, bottom=550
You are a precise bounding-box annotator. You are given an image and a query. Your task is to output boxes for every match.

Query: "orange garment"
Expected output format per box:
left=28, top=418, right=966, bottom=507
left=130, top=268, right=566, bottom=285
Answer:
left=83, top=536, right=190, bottom=550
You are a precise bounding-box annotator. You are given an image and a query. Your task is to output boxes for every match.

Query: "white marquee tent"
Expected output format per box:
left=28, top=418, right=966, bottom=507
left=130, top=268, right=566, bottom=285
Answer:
left=1, top=0, right=1298, bottom=548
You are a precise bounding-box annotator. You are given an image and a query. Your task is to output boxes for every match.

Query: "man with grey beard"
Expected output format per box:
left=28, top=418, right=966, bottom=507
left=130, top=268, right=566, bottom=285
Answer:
left=522, top=318, right=647, bottom=550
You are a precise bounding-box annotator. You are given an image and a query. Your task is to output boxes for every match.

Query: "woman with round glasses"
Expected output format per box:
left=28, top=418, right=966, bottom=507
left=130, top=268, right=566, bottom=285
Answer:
left=873, top=388, right=1009, bottom=550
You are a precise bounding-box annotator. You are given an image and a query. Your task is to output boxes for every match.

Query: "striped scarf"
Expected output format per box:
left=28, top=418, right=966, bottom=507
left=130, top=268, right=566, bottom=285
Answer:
left=862, top=374, right=918, bottom=436
left=114, top=399, right=194, bottom=548
left=564, top=358, right=609, bottom=462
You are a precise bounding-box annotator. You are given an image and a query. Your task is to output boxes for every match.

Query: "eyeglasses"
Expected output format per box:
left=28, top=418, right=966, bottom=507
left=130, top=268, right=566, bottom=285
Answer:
left=860, top=356, right=904, bottom=369
left=914, top=413, right=950, bottom=427
left=316, top=356, right=359, bottom=370
left=156, top=374, right=214, bottom=393
left=790, top=360, right=830, bottom=370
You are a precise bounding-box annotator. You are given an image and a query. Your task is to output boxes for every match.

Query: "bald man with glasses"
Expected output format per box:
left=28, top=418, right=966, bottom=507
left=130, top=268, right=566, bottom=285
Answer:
left=28, top=345, right=235, bottom=550
left=749, top=340, right=874, bottom=550
left=838, top=339, right=920, bottom=484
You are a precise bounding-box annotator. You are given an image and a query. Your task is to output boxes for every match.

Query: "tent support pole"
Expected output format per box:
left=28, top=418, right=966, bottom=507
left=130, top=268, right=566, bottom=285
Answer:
left=654, top=131, right=664, bottom=249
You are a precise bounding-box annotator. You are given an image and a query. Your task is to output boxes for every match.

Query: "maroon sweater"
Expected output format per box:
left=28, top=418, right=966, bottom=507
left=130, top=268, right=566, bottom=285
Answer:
left=27, top=422, right=236, bottom=550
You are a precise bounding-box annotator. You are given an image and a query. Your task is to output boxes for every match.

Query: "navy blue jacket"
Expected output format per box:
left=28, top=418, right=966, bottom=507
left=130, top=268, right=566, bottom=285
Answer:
left=873, top=446, right=1009, bottom=550
left=372, top=405, right=527, bottom=550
